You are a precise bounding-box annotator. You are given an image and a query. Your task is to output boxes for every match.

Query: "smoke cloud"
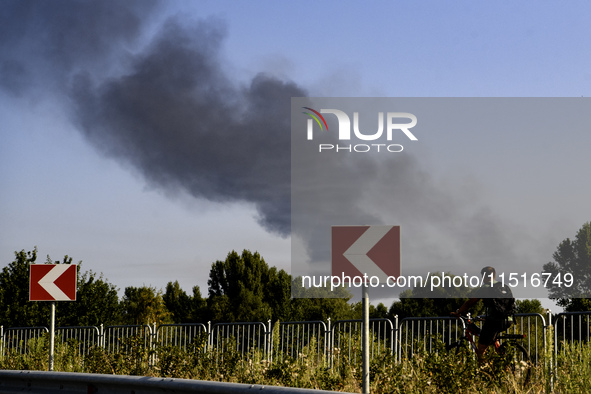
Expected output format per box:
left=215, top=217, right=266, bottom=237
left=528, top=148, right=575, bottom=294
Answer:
left=2, top=1, right=304, bottom=236
left=0, top=0, right=158, bottom=95
left=2, top=1, right=541, bottom=287
left=69, top=18, right=305, bottom=236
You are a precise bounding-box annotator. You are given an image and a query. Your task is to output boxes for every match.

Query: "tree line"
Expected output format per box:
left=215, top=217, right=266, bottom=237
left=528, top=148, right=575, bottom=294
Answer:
left=0, top=249, right=376, bottom=328
left=2, top=221, right=589, bottom=328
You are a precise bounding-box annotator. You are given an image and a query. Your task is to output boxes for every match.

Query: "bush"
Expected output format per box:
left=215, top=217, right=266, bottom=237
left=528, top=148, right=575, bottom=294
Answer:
left=6, top=332, right=591, bottom=393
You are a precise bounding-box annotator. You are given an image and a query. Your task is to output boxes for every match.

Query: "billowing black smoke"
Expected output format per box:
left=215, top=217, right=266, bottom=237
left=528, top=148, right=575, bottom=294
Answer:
left=0, top=0, right=158, bottom=95
left=1, top=1, right=531, bottom=278
left=69, top=19, right=305, bottom=236
left=2, top=1, right=305, bottom=236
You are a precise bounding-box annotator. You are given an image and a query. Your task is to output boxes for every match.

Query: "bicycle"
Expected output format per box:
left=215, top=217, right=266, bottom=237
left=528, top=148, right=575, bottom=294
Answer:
left=446, top=315, right=532, bottom=388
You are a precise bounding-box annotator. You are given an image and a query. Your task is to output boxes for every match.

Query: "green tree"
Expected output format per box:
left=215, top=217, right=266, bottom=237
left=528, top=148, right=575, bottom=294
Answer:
left=0, top=248, right=120, bottom=327
left=59, top=268, right=120, bottom=326
left=370, top=302, right=389, bottom=319
left=264, top=266, right=292, bottom=322
left=190, top=285, right=208, bottom=323
left=0, top=248, right=48, bottom=327
left=163, top=280, right=192, bottom=323
left=543, top=221, right=591, bottom=311
left=120, top=285, right=172, bottom=325
left=207, top=250, right=290, bottom=322
left=290, top=278, right=356, bottom=321
left=514, top=299, right=545, bottom=315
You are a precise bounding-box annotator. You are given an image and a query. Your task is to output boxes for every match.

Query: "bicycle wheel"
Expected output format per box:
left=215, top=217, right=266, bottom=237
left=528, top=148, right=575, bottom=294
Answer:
left=497, top=342, right=532, bottom=388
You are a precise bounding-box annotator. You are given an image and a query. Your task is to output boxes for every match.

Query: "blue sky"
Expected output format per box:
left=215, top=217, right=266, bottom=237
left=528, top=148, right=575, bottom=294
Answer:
left=1, top=1, right=590, bottom=311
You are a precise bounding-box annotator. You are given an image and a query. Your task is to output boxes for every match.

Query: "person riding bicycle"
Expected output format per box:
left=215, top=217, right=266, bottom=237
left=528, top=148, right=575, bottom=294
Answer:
left=450, top=266, right=515, bottom=363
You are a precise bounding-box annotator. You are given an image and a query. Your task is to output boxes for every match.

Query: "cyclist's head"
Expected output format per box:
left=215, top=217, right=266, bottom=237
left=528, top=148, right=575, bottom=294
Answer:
left=480, top=266, right=496, bottom=278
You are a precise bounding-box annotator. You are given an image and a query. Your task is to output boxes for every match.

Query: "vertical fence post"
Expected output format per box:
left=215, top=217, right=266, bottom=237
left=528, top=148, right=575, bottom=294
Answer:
left=392, top=315, right=397, bottom=362
left=207, top=321, right=212, bottom=353
left=547, top=310, right=554, bottom=393
left=151, top=322, right=157, bottom=367
left=0, top=325, right=3, bottom=359
left=267, top=320, right=272, bottom=363
left=99, top=324, right=104, bottom=349
left=326, top=317, right=332, bottom=369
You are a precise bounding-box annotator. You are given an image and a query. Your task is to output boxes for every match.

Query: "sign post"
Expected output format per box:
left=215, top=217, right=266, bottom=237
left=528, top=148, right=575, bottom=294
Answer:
left=29, top=264, right=77, bottom=371
left=332, top=225, right=401, bottom=394
left=49, top=302, right=56, bottom=371
left=362, top=283, right=370, bottom=394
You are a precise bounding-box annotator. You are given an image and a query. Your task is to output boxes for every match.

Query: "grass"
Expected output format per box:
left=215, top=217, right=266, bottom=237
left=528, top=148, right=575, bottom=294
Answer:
left=1, top=332, right=590, bottom=393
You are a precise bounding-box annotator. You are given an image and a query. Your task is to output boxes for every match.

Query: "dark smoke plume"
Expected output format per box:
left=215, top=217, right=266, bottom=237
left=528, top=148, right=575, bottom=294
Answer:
left=2, top=1, right=305, bottom=236
left=1, top=1, right=534, bottom=279
left=0, top=0, right=158, bottom=95
left=69, top=19, right=305, bottom=236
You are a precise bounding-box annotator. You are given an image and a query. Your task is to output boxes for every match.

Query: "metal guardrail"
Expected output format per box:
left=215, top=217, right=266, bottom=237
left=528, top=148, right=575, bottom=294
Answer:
left=0, top=370, right=356, bottom=394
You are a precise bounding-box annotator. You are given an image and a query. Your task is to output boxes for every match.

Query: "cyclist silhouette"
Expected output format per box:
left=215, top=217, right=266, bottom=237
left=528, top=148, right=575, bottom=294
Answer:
left=451, top=266, right=514, bottom=363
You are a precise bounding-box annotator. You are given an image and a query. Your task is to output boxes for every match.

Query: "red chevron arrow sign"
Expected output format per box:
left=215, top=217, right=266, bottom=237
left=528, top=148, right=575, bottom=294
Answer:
left=332, top=225, right=400, bottom=283
left=29, top=264, right=77, bottom=301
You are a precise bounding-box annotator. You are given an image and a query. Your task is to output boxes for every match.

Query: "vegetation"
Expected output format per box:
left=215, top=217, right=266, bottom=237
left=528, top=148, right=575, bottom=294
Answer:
left=2, top=328, right=591, bottom=393
left=0, top=248, right=363, bottom=328
left=2, top=221, right=591, bottom=393
left=1, top=237, right=568, bottom=328
left=543, top=221, right=591, bottom=311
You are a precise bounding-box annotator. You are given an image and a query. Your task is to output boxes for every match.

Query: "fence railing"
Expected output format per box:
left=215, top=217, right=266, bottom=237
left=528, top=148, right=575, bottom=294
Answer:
left=210, top=321, right=269, bottom=363
left=55, top=325, right=101, bottom=358
left=331, top=318, right=396, bottom=366
left=1, top=311, right=589, bottom=367
left=156, top=322, right=208, bottom=351
left=552, top=311, right=591, bottom=356
left=1, top=327, right=49, bottom=355
left=397, top=316, right=464, bottom=361
left=274, top=320, right=329, bottom=365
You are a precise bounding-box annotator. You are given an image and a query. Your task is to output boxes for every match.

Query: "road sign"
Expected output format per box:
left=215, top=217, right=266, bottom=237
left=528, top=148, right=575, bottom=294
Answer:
left=30, top=264, right=77, bottom=301
left=332, top=225, right=400, bottom=283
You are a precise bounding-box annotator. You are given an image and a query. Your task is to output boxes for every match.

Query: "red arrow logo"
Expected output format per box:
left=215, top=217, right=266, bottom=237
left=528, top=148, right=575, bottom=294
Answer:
left=30, top=264, right=77, bottom=301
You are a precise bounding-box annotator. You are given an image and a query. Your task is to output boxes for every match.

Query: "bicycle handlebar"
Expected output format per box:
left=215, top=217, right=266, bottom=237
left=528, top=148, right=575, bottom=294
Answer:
left=450, top=314, right=485, bottom=323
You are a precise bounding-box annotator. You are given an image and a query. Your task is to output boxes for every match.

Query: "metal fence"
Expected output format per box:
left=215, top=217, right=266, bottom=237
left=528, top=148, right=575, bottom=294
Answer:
left=273, top=320, right=329, bottom=365
left=1, top=311, right=590, bottom=367
left=553, top=311, right=591, bottom=356
left=103, top=324, right=153, bottom=354
left=210, top=322, right=269, bottom=362
left=397, top=316, right=464, bottom=361
left=331, top=318, right=396, bottom=366
left=55, top=326, right=101, bottom=358
left=156, top=323, right=208, bottom=351
left=508, top=313, right=547, bottom=364
left=0, top=327, right=49, bottom=356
